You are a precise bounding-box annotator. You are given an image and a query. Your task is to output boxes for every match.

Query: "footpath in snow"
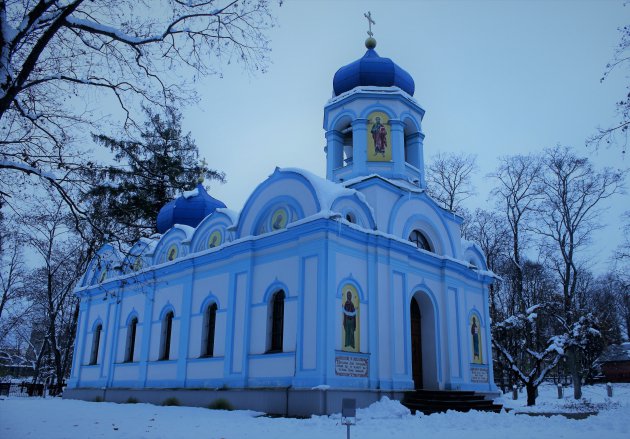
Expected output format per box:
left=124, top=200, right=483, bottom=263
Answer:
left=1, top=384, right=629, bottom=439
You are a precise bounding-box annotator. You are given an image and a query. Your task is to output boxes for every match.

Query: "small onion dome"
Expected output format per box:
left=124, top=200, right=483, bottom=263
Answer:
left=332, top=44, right=415, bottom=97
left=156, top=183, right=226, bottom=234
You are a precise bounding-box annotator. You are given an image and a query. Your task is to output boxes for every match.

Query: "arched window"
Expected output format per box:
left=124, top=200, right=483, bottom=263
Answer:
left=89, top=323, right=102, bottom=365
left=124, top=317, right=138, bottom=363
left=159, top=311, right=174, bottom=360
left=202, top=303, right=218, bottom=357
left=409, top=230, right=432, bottom=252
left=268, top=290, right=285, bottom=353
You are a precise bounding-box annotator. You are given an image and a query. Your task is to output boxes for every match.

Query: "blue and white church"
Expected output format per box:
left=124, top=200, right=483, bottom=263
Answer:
left=66, top=36, right=498, bottom=415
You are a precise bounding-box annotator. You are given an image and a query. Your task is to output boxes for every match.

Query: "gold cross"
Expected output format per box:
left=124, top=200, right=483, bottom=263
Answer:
left=364, top=11, right=375, bottom=37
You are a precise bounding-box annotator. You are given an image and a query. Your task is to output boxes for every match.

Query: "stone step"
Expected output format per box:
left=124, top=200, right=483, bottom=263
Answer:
left=402, top=389, right=503, bottom=415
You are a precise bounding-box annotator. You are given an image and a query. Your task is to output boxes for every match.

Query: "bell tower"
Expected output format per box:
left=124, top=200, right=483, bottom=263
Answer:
left=323, top=31, right=426, bottom=187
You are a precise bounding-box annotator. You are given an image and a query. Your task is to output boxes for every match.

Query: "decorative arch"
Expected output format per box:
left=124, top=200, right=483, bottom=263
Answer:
left=388, top=193, right=458, bottom=257
left=152, top=226, right=193, bottom=265
left=236, top=169, right=321, bottom=238
left=263, top=281, right=290, bottom=303
left=83, top=244, right=123, bottom=287
left=122, top=238, right=157, bottom=274
left=330, top=110, right=357, bottom=131
left=199, top=293, right=222, bottom=314
left=253, top=196, right=305, bottom=236
left=462, top=242, right=488, bottom=271
left=158, top=303, right=176, bottom=321
left=402, top=215, right=446, bottom=256
left=331, top=195, right=376, bottom=230
left=359, top=104, right=397, bottom=120
left=125, top=310, right=140, bottom=326
left=189, top=208, right=238, bottom=253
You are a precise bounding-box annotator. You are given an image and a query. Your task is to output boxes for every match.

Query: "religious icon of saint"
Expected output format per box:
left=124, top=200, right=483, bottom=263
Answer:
left=342, top=290, right=357, bottom=349
left=167, top=246, right=177, bottom=261
left=471, top=316, right=480, bottom=362
left=371, top=116, right=387, bottom=157
left=272, top=213, right=284, bottom=230
left=208, top=230, right=221, bottom=248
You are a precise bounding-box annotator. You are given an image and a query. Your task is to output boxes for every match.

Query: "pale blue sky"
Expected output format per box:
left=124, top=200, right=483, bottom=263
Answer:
left=182, top=0, right=629, bottom=272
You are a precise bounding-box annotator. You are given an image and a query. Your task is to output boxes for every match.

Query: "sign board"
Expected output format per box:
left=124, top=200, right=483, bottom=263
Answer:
left=335, top=355, right=369, bottom=377
left=471, top=365, right=489, bottom=383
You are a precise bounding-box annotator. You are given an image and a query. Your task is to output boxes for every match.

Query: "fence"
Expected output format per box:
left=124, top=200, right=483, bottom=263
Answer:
left=0, top=382, right=65, bottom=398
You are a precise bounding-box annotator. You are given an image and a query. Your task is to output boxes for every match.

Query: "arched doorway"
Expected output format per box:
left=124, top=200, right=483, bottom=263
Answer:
left=410, top=297, right=423, bottom=388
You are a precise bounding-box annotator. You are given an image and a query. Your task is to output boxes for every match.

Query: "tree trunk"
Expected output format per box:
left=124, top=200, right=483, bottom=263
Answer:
left=568, top=348, right=582, bottom=399
left=526, top=382, right=537, bottom=406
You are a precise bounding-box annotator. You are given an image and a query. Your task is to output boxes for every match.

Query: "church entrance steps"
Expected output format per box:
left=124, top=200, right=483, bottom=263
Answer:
left=402, top=389, right=503, bottom=415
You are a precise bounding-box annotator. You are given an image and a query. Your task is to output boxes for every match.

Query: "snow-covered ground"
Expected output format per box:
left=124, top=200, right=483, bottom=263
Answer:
left=1, top=384, right=629, bottom=439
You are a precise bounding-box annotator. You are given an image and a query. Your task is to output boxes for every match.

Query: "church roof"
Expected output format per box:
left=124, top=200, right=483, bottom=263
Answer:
left=332, top=44, right=415, bottom=97
left=156, top=183, right=226, bottom=234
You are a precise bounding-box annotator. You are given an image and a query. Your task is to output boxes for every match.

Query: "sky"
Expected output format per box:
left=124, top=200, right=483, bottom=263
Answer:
left=180, top=0, right=629, bottom=273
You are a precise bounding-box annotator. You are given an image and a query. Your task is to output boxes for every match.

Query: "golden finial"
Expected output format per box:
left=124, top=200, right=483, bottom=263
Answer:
left=198, top=158, right=207, bottom=183
left=364, top=11, right=377, bottom=49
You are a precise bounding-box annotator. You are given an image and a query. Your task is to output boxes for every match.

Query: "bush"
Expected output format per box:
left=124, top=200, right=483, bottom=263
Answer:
left=162, top=397, right=180, bottom=406
left=208, top=398, right=233, bottom=411
left=93, top=396, right=103, bottom=402
left=125, top=397, right=139, bottom=404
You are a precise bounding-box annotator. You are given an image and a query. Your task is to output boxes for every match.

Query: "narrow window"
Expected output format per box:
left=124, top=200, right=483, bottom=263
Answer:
left=124, top=317, right=138, bottom=362
left=202, top=303, right=218, bottom=357
left=160, top=311, right=174, bottom=360
left=268, top=290, right=285, bottom=353
left=409, top=230, right=432, bottom=252
left=89, top=324, right=102, bottom=365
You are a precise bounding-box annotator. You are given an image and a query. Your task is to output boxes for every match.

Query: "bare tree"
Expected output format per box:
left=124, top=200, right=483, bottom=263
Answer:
left=426, top=152, right=477, bottom=212
left=534, top=145, right=626, bottom=398
left=0, top=228, right=26, bottom=323
left=0, top=0, right=277, bottom=231
left=589, top=23, right=630, bottom=153
left=490, top=154, right=542, bottom=314
left=19, top=198, right=90, bottom=386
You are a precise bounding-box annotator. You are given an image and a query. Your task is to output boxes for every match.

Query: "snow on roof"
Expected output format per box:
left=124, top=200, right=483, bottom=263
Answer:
left=341, top=173, right=424, bottom=194
left=597, top=343, right=630, bottom=363
left=182, top=187, right=199, bottom=199
left=214, top=207, right=239, bottom=223
left=173, top=224, right=195, bottom=240
left=279, top=167, right=367, bottom=211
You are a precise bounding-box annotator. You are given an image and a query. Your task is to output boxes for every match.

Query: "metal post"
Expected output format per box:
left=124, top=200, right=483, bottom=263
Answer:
left=607, top=382, right=613, bottom=398
left=347, top=424, right=350, bottom=439
left=557, top=383, right=563, bottom=399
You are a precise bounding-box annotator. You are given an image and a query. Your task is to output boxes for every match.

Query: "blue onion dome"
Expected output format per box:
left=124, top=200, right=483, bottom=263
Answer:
left=333, top=39, right=415, bottom=97
left=156, top=183, right=226, bottom=234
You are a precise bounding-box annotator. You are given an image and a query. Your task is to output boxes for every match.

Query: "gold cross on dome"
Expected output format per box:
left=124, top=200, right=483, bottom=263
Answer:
left=364, top=11, right=375, bottom=37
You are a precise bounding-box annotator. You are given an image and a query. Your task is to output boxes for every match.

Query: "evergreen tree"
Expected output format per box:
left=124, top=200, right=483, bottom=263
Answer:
left=86, top=106, right=224, bottom=244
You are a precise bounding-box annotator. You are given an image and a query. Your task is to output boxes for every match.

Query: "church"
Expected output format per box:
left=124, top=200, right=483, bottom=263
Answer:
left=65, top=34, right=498, bottom=416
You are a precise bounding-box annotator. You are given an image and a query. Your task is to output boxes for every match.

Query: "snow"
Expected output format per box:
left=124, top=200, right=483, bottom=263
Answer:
left=1, top=385, right=630, bottom=438
left=182, top=188, right=199, bottom=199
left=279, top=167, right=361, bottom=211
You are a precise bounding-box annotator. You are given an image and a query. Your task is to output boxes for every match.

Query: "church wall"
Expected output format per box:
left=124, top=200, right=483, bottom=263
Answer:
left=352, top=182, right=401, bottom=231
